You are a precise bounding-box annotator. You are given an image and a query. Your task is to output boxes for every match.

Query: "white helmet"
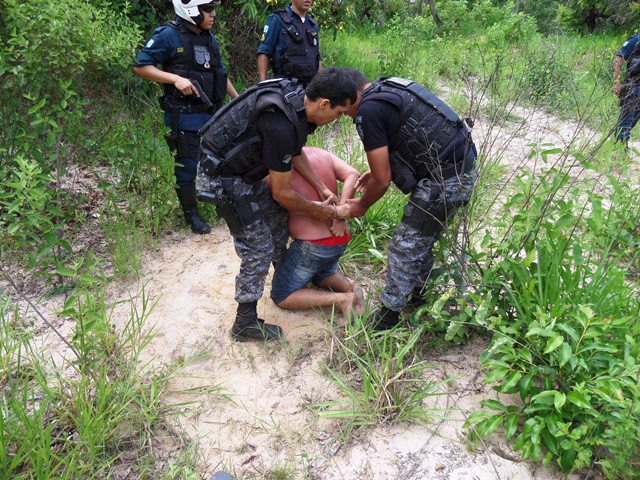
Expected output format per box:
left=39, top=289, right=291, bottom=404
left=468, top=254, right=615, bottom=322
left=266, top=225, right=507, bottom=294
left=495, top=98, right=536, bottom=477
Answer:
left=172, top=0, right=219, bottom=25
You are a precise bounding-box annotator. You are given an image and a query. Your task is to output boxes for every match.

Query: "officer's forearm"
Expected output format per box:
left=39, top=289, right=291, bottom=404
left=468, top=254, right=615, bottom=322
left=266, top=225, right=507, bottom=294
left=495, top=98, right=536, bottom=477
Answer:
left=274, top=188, right=333, bottom=219
left=358, top=176, right=389, bottom=210
left=257, top=54, right=270, bottom=82
left=133, top=65, right=178, bottom=85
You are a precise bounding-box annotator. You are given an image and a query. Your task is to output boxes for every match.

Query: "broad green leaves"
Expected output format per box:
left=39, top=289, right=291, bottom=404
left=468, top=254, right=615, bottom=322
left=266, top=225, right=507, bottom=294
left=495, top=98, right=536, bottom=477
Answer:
left=463, top=171, right=640, bottom=476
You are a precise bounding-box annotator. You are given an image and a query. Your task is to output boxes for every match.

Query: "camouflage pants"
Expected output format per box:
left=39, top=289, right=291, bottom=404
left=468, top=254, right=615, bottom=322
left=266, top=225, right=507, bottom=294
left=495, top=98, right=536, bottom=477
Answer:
left=381, top=169, right=476, bottom=312
left=196, top=173, right=289, bottom=304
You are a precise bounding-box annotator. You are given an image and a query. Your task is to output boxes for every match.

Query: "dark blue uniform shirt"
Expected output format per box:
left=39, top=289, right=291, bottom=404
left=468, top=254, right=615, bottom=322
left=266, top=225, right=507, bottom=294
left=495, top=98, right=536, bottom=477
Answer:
left=257, top=5, right=319, bottom=70
left=618, top=33, right=640, bottom=60
left=135, top=19, right=226, bottom=131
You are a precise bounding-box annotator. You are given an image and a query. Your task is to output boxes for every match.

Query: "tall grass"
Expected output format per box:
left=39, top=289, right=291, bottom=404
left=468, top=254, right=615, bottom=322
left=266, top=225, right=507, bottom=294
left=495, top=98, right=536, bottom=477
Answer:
left=313, top=314, right=446, bottom=439
left=324, top=23, right=623, bottom=134
left=0, top=277, right=203, bottom=479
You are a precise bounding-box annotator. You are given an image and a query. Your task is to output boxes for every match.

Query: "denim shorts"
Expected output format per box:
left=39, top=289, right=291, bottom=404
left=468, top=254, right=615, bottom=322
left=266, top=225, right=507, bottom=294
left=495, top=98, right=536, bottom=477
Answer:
left=270, top=239, right=347, bottom=304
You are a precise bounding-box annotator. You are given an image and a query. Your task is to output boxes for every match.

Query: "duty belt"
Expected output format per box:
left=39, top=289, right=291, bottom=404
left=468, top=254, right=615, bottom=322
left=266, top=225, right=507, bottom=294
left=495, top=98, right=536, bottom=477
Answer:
left=159, top=96, right=213, bottom=114
left=433, top=154, right=475, bottom=181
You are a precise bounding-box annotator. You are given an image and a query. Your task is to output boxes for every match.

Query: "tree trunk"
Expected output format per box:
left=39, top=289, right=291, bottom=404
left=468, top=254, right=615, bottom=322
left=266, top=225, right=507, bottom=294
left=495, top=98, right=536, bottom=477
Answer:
left=427, top=0, right=443, bottom=29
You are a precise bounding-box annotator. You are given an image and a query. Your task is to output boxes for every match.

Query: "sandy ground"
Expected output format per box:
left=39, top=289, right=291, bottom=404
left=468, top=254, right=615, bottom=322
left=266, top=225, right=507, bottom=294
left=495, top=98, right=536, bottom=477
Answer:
left=10, top=100, right=637, bottom=479
left=104, top=228, right=577, bottom=480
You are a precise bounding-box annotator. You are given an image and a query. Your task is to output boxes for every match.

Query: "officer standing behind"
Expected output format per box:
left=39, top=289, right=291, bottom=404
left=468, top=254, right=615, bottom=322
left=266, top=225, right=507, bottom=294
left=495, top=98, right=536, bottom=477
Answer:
left=197, top=68, right=357, bottom=342
left=257, top=0, right=322, bottom=87
left=133, top=0, right=238, bottom=234
left=342, top=70, right=477, bottom=331
left=613, top=32, right=640, bottom=147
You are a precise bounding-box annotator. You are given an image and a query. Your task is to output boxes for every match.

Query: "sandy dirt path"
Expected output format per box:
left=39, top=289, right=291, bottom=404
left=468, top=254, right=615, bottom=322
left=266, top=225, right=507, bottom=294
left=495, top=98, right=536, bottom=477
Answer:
left=15, top=96, right=635, bottom=479
left=105, top=227, right=578, bottom=480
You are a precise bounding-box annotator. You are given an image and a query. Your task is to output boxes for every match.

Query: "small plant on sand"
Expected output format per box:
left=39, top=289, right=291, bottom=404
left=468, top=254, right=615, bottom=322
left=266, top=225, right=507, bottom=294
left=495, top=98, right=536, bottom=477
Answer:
left=313, top=314, right=445, bottom=437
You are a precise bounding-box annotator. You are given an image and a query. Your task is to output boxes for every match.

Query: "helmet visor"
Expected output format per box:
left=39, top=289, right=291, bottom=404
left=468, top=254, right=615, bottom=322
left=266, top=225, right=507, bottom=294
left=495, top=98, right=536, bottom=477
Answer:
left=200, top=1, right=219, bottom=13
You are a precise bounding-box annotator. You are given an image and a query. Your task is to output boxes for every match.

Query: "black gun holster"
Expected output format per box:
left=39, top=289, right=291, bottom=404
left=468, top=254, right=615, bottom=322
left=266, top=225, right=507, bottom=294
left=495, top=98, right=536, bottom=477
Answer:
left=199, top=149, right=226, bottom=177
left=165, top=130, right=201, bottom=157
left=198, top=178, right=257, bottom=236
left=402, top=182, right=446, bottom=236
left=403, top=178, right=470, bottom=236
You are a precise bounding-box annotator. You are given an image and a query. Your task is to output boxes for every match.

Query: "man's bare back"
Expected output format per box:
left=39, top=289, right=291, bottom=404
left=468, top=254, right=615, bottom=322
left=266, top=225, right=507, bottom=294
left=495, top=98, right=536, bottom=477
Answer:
left=288, top=147, right=358, bottom=240
left=269, top=147, right=365, bottom=320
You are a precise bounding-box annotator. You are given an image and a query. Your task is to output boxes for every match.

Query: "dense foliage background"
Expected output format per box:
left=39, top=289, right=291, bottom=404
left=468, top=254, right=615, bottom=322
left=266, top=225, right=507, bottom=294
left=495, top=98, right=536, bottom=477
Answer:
left=1, top=0, right=639, bottom=478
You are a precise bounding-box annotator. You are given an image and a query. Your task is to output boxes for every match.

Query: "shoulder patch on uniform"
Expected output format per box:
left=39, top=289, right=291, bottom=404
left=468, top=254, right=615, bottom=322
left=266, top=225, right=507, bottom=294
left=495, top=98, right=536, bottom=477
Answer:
left=263, top=25, right=269, bottom=33
left=145, top=39, right=155, bottom=48
left=260, top=33, right=266, bottom=42
left=177, top=47, right=184, bottom=53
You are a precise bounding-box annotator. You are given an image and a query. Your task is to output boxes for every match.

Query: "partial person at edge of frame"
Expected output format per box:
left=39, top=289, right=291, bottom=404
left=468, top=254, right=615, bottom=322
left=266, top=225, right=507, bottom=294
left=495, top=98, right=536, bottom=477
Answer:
left=613, top=31, right=640, bottom=148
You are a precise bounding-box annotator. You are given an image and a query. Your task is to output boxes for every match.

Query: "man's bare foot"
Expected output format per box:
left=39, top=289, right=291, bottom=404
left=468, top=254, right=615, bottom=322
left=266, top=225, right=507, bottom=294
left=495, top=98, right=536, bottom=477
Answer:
left=338, top=292, right=355, bottom=322
left=353, top=286, right=365, bottom=316
left=337, top=287, right=366, bottom=322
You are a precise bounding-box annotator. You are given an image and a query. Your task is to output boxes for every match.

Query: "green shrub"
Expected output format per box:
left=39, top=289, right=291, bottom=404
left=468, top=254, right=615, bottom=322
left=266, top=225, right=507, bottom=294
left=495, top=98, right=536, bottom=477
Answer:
left=471, top=0, right=516, bottom=28
left=483, top=11, right=538, bottom=47
left=0, top=156, right=72, bottom=277
left=0, top=0, right=140, bottom=168
left=556, top=0, right=640, bottom=33
left=378, top=15, right=436, bottom=79
left=522, top=45, right=573, bottom=106
left=517, top=0, right=561, bottom=33
left=461, top=171, right=640, bottom=476
left=438, top=0, right=471, bottom=34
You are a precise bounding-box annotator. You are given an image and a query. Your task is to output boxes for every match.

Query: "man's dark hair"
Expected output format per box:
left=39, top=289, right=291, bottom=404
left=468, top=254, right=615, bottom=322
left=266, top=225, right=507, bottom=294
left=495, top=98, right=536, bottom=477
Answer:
left=343, top=68, right=370, bottom=91
left=305, top=68, right=357, bottom=107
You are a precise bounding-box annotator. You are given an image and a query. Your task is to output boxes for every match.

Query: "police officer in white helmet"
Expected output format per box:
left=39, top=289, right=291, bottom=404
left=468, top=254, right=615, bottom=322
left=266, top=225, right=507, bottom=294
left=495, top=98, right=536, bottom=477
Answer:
left=134, top=1, right=238, bottom=234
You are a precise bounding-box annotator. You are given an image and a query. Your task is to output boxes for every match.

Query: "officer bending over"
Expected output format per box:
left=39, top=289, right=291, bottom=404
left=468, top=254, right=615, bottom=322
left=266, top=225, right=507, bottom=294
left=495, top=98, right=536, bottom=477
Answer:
left=343, top=69, right=478, bottom=331
left=133, top=0, right=238, bottom=234
left=197, top=68, right=357, bottom=341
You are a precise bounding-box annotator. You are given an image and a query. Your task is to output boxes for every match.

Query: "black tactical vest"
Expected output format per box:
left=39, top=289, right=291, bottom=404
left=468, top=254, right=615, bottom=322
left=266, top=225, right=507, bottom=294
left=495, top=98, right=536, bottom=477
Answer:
left=626, top=43, right=640, bottom=84
left=273, top=10, right=320, bottom=86
left=161, top=19, right=228, bottom=113
left=359, top=77, right=464, bottom=193
left=199, top=79, right=308, bottom=182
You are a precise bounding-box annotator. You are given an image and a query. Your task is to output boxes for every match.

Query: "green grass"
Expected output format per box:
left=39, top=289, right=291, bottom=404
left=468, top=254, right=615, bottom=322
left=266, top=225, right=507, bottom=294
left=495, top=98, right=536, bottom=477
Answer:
left=313, top=312, right=448, bottom=440
left=0, top=279, right=208, bottom=479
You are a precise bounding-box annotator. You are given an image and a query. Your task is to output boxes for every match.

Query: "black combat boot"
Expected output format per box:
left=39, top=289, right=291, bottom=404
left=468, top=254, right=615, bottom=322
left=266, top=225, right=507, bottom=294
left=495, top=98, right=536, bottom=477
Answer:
left=407, top=283, right=427, bottom=310
left=231, top=301, right=282, bottom=342
left=371, top=305, right=401, bottom=331
left=176, top=186, right=211, bottom=234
